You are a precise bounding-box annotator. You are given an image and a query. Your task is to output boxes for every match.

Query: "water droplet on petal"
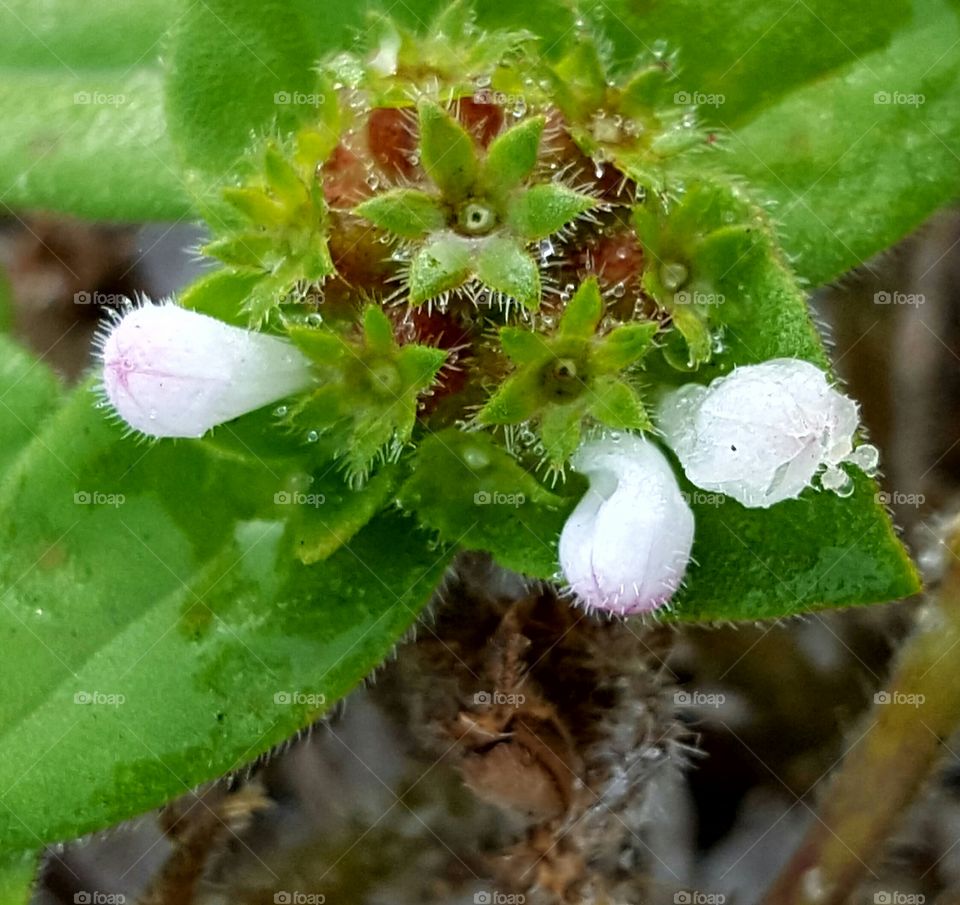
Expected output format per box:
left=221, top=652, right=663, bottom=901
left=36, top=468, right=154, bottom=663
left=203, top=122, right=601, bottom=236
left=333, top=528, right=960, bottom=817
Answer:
left=820, top=465, right=854, bottom=497
left=274, top=405, right=289, bottom=417
left=846, top=443, right=879, bottom=475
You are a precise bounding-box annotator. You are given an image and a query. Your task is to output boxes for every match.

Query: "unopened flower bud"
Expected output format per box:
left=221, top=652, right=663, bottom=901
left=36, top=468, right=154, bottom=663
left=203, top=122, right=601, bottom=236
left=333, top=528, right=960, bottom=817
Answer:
left=559, top=433, right=695, bottom=615
left=657, top=358, right=868, bottom=508
left=98, top=301, right=314, bottom=438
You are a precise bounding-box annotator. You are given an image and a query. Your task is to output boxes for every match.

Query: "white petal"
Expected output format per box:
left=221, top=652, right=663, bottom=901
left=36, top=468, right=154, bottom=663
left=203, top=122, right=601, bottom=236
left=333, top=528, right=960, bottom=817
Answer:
left=658, top=358, right=860, bottom=508
left=559, top=434, right=695, bottom=615
left=100, top=302, right=314, bottom=438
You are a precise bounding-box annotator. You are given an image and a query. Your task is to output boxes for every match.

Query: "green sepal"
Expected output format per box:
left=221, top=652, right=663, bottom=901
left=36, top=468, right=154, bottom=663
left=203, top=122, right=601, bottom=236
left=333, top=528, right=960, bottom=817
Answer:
left=481, top=115, right=545, bottom=197
left=408, top=234, right=473, bottom=304
left=418, top=99, right=479, bottom=202
left=475, top=235, right=541, bottom=310
left=354, top=188, right=447, bottom=238
left=558, top=277, right=603, bottom=337
left=587, top=376, right=651, bottom=431
left=506, top=183, right=597, bottom=241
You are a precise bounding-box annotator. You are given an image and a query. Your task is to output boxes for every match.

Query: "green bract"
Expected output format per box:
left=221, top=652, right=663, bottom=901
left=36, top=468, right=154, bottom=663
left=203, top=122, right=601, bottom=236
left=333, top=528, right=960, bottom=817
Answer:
left=287, top=305, right=447, bottom=482
left=478, top=278, right=658, bottom=469
left=0, top=0, right=952, bottom=876
left=354, top=101, right=597, bottom=310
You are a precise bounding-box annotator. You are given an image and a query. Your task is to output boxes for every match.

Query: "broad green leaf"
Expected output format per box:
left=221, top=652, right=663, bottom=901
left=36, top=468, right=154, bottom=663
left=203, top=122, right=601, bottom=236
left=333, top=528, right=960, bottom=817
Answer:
left=399, top=430, right=578, bottom=578
left=593, top=0, right=912, bottom=127
left=0, top=850, right=37, bottom=905
left=0, top=336, right=63, bottom=474
left=725, top=0, right=960, bottom=286
left=0, top=384, right=450, bottom=851
left=0, top=69, right=191, bottom=221
left=663, top=246, right=920, bottom=619
left=0, top=0, right=170, bottom=70
left=287, top=465, right=399, bottom=565
left=165, top=0, right=325, bottom=174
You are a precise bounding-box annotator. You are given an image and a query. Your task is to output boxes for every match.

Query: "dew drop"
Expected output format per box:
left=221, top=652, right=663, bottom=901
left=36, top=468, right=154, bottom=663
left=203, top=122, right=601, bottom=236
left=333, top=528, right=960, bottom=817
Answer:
left=820, top=465, right=854, bottom=497
left=846, top=443, right=879, bottom=475
left=274, top=405, right=289, bottom=417
left=463, top=446, right=490, bottom=470
left=306, top=312, right=323, bottom=326
left=660, top=261, right=689, bottom=291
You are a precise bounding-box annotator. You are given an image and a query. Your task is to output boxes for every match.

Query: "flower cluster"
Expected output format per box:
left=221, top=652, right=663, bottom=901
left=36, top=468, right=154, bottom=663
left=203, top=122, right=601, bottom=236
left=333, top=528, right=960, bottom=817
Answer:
left=96, top=7, right=878, bottom=617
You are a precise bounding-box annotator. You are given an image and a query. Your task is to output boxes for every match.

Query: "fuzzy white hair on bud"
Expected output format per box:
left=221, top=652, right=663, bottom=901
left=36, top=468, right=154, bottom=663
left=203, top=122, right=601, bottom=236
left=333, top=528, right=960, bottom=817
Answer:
left=657, top=358, right=877, bottom=508
left=97, top=299, right=314, bottom=439
left=559, top=433, right=695, bottom=615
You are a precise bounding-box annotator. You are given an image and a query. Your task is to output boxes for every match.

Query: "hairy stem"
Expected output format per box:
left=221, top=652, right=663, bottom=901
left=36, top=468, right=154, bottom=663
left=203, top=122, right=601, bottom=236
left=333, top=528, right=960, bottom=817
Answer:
left=763, top=530, right=960, bottom=905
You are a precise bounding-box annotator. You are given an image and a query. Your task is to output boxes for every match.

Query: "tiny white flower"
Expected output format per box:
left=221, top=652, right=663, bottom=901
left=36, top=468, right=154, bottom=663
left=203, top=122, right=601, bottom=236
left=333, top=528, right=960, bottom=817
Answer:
left=657, top=357, right=873, bottom=508
left=98, top=300, right=314, bottom=438
left=559, top=433, right=695, bottom=615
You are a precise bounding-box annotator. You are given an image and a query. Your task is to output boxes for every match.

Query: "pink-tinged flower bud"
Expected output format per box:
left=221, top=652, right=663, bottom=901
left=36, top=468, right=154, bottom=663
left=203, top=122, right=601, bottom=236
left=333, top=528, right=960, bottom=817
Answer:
left=559, top=434, right=695, bottom=615
left=98, top=301, right=314, bottom=438
left=657, top=358, right=868, bottom=508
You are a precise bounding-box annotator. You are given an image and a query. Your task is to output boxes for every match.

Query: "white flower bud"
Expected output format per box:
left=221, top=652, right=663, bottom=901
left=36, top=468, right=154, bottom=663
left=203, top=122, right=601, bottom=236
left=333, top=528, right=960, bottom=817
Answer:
left=98, top=301, right=314, bottom=438
left=559, top=434, right=695, bottom=615
left=657, top=358, right=868, bottom=508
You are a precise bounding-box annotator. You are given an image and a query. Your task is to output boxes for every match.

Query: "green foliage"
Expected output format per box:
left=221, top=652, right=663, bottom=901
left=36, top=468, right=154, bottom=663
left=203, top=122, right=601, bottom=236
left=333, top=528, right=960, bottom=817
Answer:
left=0, top=849, right=38, bottom=905
left=479, top=278, right=658, bottom=468
left=165, top=0, right=326, bottom=175
left=0, top=363, right=450, bottom=851
left=0, top=69, right=190, bottom=221
left=725, top=0, right=960, bottom=285
left=204, top=140, right=335, bottom=324
left=399, top=430, right=579, bottom=577
left=355, top=102, right=596, bottom=310
left=287, top=305, right=447, bottom=482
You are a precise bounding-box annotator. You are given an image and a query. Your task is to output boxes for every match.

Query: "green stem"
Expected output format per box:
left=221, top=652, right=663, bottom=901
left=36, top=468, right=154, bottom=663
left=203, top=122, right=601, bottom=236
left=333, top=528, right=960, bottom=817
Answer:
left=763, top=546, right=960, bottom=905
